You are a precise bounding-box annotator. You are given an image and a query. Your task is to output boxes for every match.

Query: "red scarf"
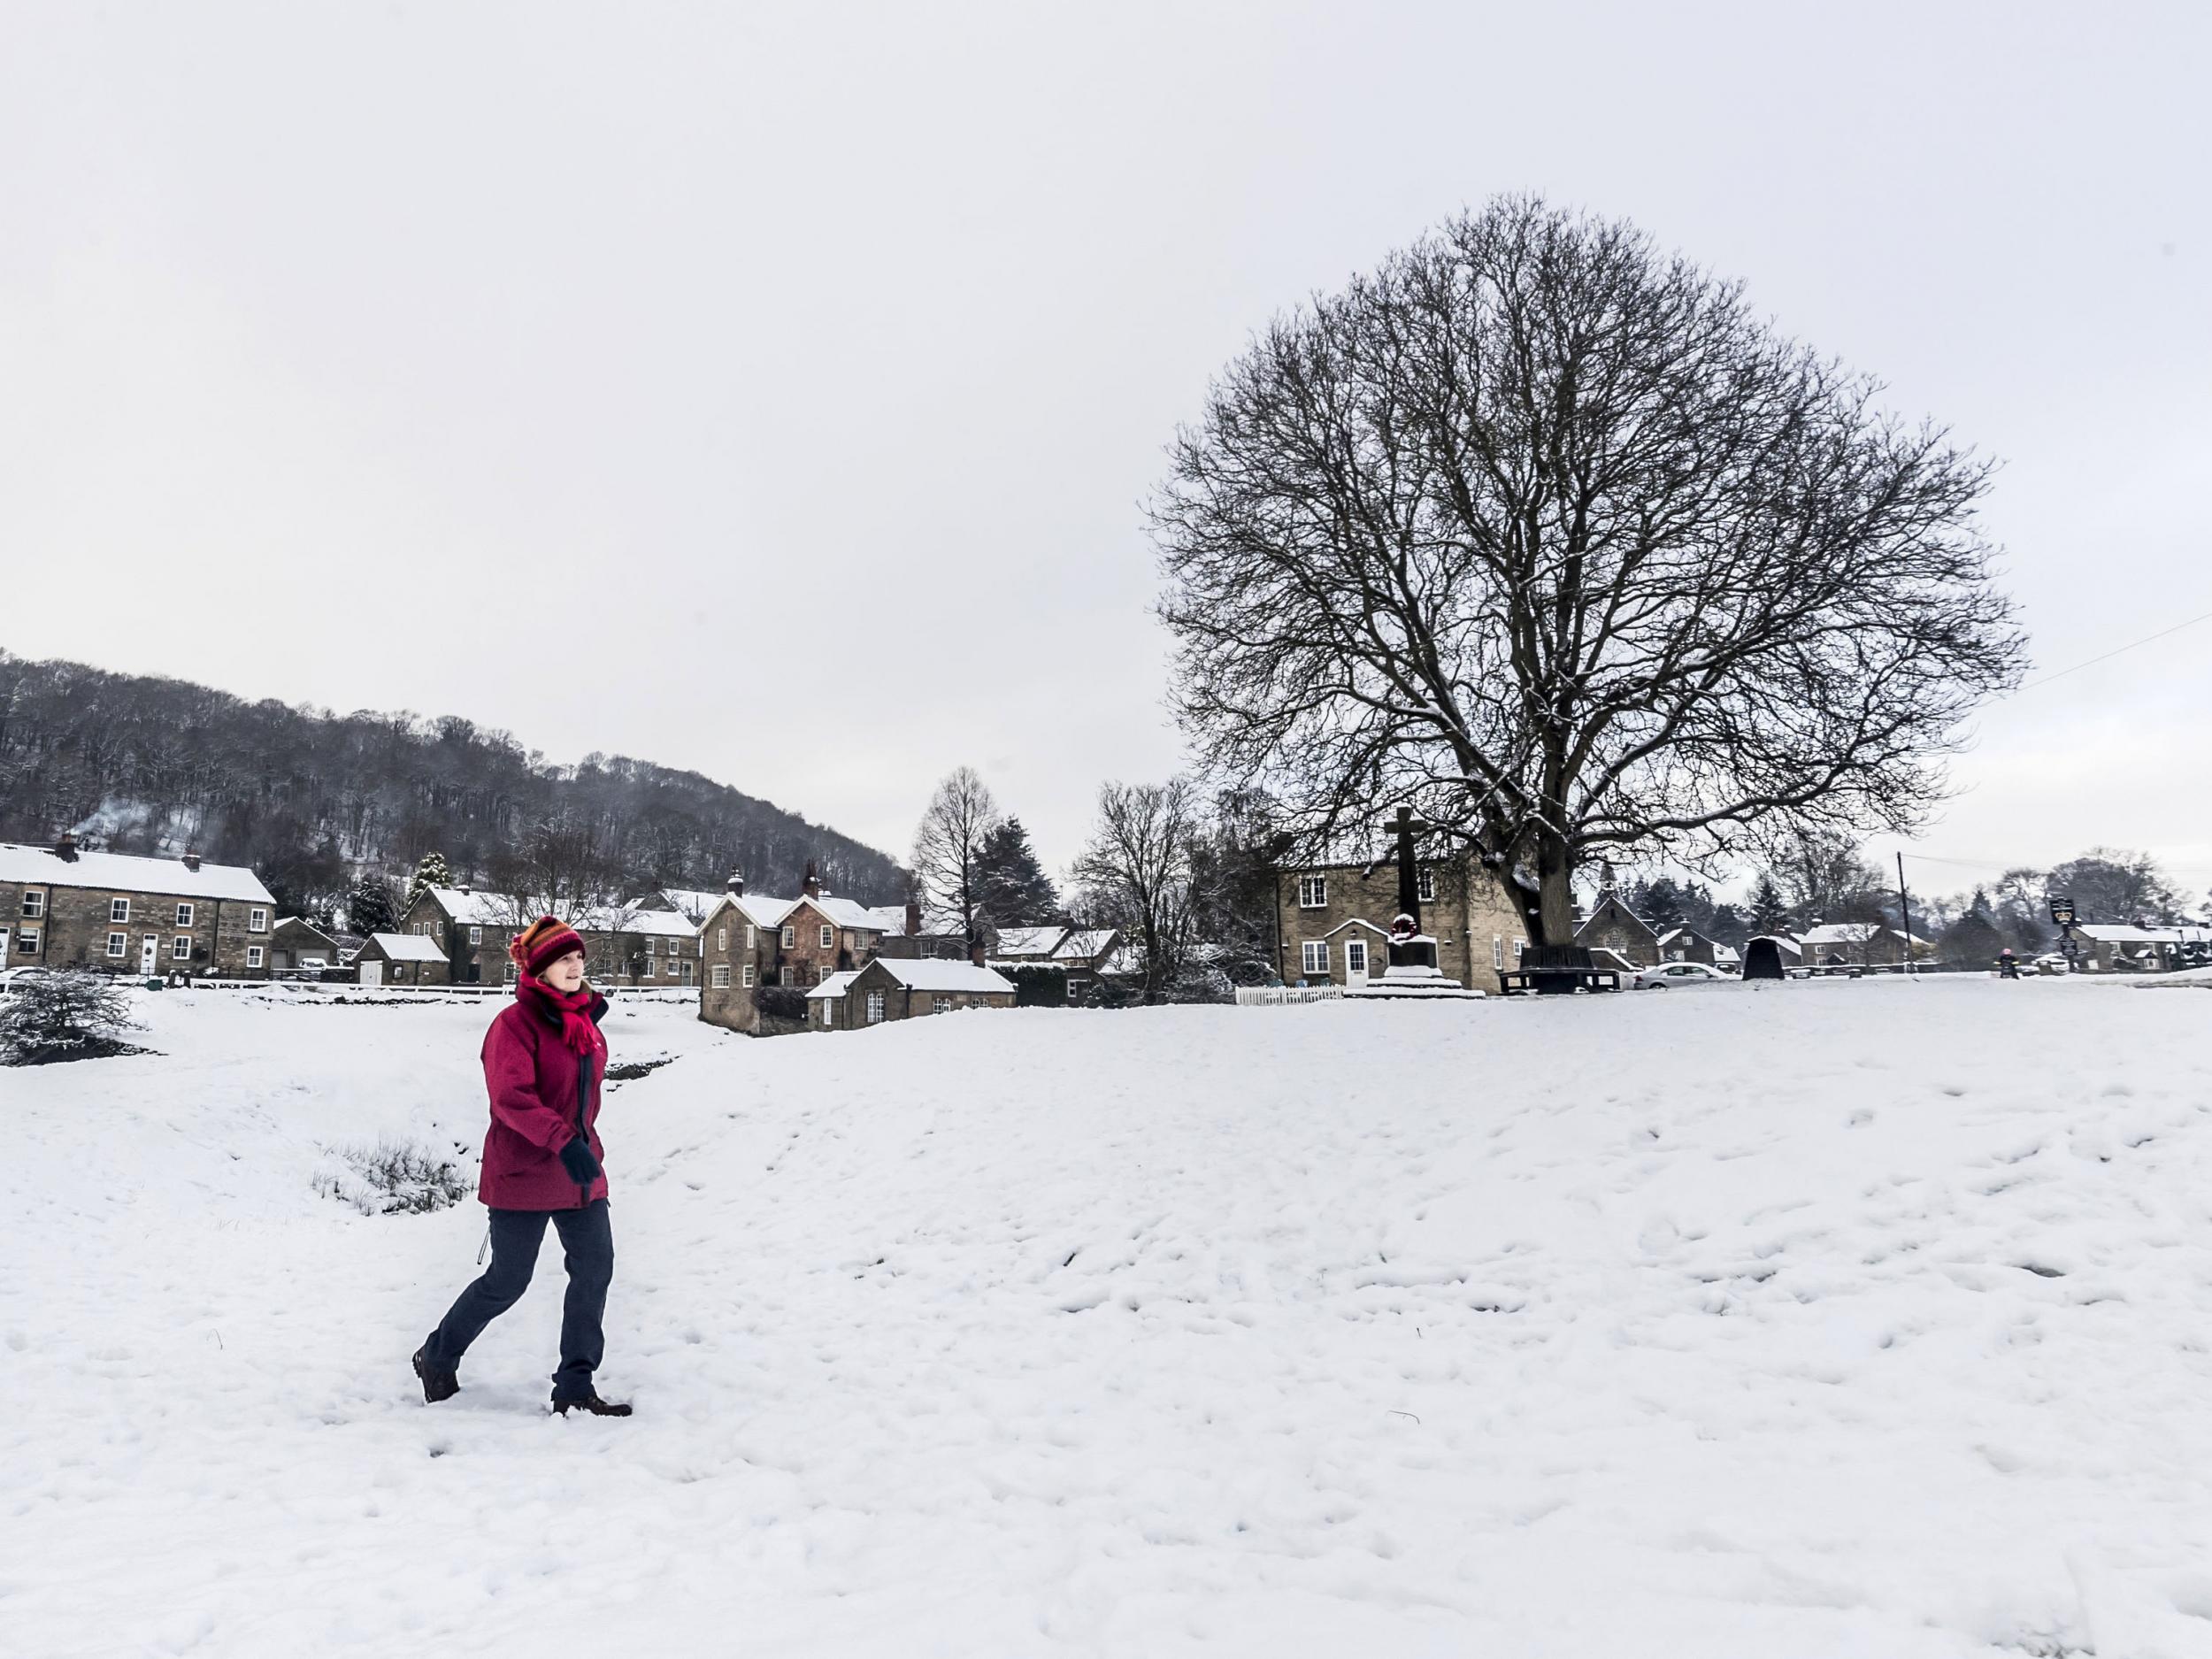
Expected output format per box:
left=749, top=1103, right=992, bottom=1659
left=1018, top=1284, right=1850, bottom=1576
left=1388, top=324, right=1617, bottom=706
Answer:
left=518, top=974, right=603, bottom=1056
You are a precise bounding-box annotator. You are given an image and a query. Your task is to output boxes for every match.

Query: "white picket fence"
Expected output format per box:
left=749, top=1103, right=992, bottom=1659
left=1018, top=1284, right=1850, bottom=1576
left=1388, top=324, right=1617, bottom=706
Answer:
left=1233, top=986, right=1344, bottom=1007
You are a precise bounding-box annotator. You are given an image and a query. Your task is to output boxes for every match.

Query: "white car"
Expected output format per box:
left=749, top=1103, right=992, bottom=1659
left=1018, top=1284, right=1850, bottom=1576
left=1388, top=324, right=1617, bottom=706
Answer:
left=1632, top=961, right=1735, bottom=990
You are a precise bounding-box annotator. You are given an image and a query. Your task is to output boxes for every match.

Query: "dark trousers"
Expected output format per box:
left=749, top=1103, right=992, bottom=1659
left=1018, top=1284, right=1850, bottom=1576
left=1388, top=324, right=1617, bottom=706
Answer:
left=426, top=1201, right=613, bottom=1401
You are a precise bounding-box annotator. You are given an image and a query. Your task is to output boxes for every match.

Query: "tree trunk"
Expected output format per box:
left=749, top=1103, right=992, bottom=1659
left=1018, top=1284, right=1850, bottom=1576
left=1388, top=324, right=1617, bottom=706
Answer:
left=1523, top=832, right=1576, bottom=948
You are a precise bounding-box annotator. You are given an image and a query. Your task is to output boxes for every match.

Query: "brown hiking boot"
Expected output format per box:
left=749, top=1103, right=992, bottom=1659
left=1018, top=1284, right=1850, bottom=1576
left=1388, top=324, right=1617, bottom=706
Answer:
left=552, top=1392, right=632, bottom=1417
left=412, top=1345, right=459, bottom=1404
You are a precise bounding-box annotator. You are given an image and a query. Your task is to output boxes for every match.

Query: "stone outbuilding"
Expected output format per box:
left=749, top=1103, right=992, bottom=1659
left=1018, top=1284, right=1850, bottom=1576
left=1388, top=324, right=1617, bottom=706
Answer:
left=1797, top=922, right=1933, bottom=970
left=354, top=932, right=451, bottom=987
left=2, top=833, right=276, bottom=977
left=269, top=917, right=340, bottom=977
left=806, top=957, right=1016, bottom=1031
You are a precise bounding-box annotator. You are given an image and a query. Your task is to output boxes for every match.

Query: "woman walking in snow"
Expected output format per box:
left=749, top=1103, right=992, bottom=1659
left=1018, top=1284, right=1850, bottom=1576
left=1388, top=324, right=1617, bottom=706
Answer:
left=412, top=915, right=632, bottom=1417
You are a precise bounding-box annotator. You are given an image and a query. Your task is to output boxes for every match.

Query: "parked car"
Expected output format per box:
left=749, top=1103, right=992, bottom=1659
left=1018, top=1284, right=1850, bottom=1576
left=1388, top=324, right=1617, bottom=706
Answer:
left=1632, top=962, right=1736, bottom=990
left=0, top=965, right=54, bottom=993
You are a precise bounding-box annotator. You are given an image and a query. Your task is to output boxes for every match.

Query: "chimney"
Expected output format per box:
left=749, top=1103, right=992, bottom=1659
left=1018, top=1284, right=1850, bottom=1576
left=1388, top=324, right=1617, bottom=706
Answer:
left=54, top=830, right=78, bottom=863
left=803, top=860, right=821, bottom=900
left=182, top=848, right=202, bottom=872
left=905, top=898, right=922, bottom=937
left=969, top=935, right=987, bottom=968
left=1598, top=858, right=1617, bottom=897
left=725, top=870, right=745, bottom=897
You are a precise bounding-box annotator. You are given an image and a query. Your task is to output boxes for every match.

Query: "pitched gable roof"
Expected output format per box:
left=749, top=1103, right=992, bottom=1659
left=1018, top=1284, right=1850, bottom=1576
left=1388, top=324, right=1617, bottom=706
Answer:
left=0, top=841, right=273, bottom=905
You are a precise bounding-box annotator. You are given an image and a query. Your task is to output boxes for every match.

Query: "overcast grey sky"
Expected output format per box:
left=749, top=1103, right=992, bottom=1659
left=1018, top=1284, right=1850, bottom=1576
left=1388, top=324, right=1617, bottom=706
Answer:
left=4, top=2, right=2207, bottom=900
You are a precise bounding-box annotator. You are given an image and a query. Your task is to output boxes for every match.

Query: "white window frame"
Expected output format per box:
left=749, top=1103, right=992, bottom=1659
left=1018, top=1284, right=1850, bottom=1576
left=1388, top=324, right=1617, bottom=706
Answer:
left=19, top=890, right=44, bottom=918
left=15, top=927, right=39, bottom=955
left=106, top=932, right=128, bottom=958
left=174, top=902, right=194, bottom=927
left=111, top=897, right=131, bottom=924
left=820, top=925, right=834, bottom=950
left=819, top=999, right=835, bottom=1026
left=644, top=959, right=657, bottom=979
left=741, top=964, right=756, bottom=988
left=710, top=964, right=731, bottom=988
left=1417, top=869, right=1434, bottom=903
left=932, top=995, right=952, bottom=1015
left=780, top=926, right=795, bottom=949
left=246, top=945, right=265, bottom=969
left=1493, top=935, right=1505, bottom=971
left=745, top=925, right=757, bottom=949
left=248, top=908, right=269, bottom=933
left=865, top=989, right=885, bottom=1025
left=469, top=926, right=482, bottom=945
left=172, top=935, right=192, bottom=960
left=504, top=962, right=518, bottom=983
left=1301, top=940, right=1328, bottom=977
left=1297, top=875, right=1327, bottom=909
left=716, top=926, right=728, bottom=950
left=645, top=937, right=658, bottom=956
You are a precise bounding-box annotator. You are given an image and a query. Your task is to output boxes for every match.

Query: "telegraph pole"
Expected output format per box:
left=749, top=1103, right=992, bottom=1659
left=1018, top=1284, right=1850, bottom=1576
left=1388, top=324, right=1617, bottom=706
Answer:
left=1896, top=852, right=1916, bottom=977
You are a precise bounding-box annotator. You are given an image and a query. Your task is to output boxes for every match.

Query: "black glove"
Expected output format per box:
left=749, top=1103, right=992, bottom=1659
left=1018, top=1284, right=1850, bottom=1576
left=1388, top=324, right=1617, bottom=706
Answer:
left=559, top=1136, right=601, bottom=1185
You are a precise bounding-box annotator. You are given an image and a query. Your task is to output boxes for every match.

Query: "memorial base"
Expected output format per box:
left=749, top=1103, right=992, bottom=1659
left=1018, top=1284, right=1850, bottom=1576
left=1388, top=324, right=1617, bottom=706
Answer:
left=1344, top=935, right=1486, bottom=1000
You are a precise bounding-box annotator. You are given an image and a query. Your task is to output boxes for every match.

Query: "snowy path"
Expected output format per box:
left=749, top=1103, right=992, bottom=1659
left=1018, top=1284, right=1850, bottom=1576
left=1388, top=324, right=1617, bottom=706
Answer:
left=6, top=979, right=2212, bottom=1655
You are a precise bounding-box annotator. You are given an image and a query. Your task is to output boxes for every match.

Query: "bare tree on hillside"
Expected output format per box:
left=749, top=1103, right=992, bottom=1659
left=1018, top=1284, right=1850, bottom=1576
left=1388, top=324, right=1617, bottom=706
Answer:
left=910, top=766, right=1001, bottom=943
left=1151, top=196, right=2028, bottom=944
left=1071, top=779, right=1202, bottom=1004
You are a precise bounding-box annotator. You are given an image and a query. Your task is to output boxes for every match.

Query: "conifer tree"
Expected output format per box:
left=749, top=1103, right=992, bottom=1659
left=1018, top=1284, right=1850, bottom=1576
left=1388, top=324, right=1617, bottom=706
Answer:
left=403, top=852, right=454, bottom=918
left=1746, top=873, right=1793, bottom=936
left=973, top=818, right=1061, bottom=930
left=346, top=877, right=398, bottom=936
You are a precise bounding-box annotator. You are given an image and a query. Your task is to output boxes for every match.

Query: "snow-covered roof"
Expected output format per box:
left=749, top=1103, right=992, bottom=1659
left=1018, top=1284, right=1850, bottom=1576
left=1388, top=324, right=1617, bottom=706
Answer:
left=0, top=841, right=274, bottom=905
left=2076, top=925, right=2210, bottom=944
left=1714, top=943, right=1741, bottom=964
left=578, top=907, right=698, bottom=939
left=422, top=887, right=529, bottom=926
left=700, top=891, right=798, bottom=932
left=1054, top=929, right=1117, bottom=963
left=862, top=959, right=1016, bottom=995
left=1798, top=923, right=1930, bottom=949
left=804, top=971, right=863, bottom=1001
left=649, top=888, right=731, bottom=923
left=365, top=933, right=447, bottom=964
left=995, top=926, right=1069, bottom=958
left=787, top=895, right=905, bottom=934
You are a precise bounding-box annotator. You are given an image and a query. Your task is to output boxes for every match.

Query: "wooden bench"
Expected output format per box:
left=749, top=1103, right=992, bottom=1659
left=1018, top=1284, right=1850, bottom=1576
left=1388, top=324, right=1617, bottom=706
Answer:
left=1499, top=944, right=1624, bottom=995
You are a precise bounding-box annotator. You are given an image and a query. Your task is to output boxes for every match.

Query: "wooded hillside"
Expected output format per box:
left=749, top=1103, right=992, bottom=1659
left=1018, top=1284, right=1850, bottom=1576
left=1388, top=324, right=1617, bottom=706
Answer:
left=0, top=651, right=906, bottom=918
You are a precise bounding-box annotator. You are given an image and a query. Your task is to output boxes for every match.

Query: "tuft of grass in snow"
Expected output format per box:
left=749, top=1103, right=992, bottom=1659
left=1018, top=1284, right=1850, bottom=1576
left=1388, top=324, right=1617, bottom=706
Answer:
left=311, top=1136, right=472, bottom=1215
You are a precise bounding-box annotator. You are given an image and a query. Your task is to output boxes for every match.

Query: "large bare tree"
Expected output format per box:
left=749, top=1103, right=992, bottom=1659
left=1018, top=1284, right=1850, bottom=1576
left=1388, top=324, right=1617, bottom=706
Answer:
left=1152, top=197, right=2027, bottom=942
left=910, top=765, right=1001, bottom=942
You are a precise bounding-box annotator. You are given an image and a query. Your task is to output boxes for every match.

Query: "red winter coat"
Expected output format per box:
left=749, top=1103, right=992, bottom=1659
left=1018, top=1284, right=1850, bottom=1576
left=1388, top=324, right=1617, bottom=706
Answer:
left=477, top=992, right=610, bottom=1210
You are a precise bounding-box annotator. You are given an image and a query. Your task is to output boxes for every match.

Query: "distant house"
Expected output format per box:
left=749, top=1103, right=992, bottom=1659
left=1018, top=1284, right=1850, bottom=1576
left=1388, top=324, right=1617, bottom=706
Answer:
left=1574, top=882, right=1662, bottom=969
left=2072, top=924, right=2212, bottom=972
left=397, top=886, right=528, bottom=984
left=1798, top=922, right=1933, bottom=970
left=695, top=864, right=910, bottom=1034
left=988, top=925, right=1124, bottom=1003
left=1273, top=844, right=1529, bottom=993
left=355, top=932, right=451, bottom=987
left=269, top=917, right=340, bottom=976
left=875, top=900, right=990, bottom=962
left=578, top=905, right=701, bottom=987
left=1655, top=925, right=1724, bottom=967
left=634, top=887, right=733, bottom=926
left=806, top=957, right=1015, bottom=1031
left=1, top=833, right=276, bottom=977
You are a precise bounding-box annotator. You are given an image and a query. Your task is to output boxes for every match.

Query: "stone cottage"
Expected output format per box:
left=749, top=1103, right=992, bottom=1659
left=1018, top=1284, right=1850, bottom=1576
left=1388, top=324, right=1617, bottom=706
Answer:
left=805, top=957, right=1016, bottom=1031
left=1, top=833, right=276, bottom=977
left=1273, top=843, right=1529, bottom=995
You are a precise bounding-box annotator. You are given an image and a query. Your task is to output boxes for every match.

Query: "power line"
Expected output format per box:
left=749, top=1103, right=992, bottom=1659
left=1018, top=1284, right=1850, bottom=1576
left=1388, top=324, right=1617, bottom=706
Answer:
left=2016, top=605, right=2212, bottom=692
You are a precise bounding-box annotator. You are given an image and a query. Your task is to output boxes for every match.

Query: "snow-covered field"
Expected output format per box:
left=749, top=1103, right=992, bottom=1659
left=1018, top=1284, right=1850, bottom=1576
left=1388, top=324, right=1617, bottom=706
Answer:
left=6, top=978, right=2212, bottom=1657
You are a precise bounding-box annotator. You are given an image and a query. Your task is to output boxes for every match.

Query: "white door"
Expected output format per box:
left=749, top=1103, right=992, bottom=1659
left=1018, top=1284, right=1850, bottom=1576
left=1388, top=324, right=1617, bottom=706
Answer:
left=139, top=935, right=158, bottom=974
left=1344, top=938, right=1369, bottom=986
left=359, top=961, right=384, bottom=987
